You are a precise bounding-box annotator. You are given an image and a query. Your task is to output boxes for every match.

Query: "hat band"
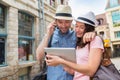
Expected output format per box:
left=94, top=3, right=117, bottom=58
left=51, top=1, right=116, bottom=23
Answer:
left=77, top=17, right=95, bottom=25
left=56, top=13, right=72, bottom=17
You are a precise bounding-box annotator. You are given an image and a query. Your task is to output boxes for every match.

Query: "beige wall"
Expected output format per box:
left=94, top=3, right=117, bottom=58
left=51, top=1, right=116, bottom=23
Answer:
left=106, top=6, right=120, bottom=42
left=105, top=0, right=120, bottom=71
left=0, top=0, right=39, bottom=79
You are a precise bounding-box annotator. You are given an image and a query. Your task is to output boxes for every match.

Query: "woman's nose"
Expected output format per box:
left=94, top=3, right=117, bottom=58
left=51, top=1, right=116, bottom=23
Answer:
left=75, top=28, right=80, bottom=32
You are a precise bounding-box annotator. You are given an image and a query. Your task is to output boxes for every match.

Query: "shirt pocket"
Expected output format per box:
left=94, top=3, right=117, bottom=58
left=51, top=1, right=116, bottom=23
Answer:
left=51, top=39, right=59, bottom=47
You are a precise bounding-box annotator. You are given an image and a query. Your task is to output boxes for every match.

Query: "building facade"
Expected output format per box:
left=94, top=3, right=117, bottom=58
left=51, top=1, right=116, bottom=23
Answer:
left=105, top=0, right=120, bottom=71
left=106, top=0, right=120, bottom=57
left=95, top=13, right=111, bottom=55
left=96, top=13, right=109, bottom=39
left=0, top=0, right=67, bottom=80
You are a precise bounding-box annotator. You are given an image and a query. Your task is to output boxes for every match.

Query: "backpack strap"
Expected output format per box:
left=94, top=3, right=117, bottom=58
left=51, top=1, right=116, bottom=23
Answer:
left=88, top=36, right=111, bottom=66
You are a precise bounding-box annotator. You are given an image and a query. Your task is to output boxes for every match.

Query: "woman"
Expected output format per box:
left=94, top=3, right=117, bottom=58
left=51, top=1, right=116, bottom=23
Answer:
left=46, top=11, right=104, bottom=80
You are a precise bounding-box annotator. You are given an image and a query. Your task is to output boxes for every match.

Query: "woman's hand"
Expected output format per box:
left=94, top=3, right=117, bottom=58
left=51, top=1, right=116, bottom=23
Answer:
left=83, top=32, right=96, bottom=43
left=45, top=55, right=64, bottom=66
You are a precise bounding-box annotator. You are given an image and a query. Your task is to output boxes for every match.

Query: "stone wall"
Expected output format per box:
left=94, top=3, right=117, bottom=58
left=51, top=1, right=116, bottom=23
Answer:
left=0, top=0, right=67, bottom=79
left=0, top=0, right=41, bottom=80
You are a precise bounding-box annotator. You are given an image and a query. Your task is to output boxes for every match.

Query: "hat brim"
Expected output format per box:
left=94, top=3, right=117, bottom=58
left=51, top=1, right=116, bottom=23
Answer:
left=75, top=19, right=97, bottom=26
left=54, top=16, right=73, bottom=20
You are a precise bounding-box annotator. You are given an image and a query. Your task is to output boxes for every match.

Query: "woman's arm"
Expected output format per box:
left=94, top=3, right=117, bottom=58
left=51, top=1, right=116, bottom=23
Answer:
left=63, top=65, right=74, bottom=75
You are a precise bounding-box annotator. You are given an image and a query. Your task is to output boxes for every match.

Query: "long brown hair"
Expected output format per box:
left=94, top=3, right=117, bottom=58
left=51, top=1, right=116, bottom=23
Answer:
left=76, top=23, right=95, bottom=48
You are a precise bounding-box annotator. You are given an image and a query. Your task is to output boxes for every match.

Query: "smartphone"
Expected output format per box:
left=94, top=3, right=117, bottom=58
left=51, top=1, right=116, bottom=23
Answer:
left=55, top=20, right=59, bottom=29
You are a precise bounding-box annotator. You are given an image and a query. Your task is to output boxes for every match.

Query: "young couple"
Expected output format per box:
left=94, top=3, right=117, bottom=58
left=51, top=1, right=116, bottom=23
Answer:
left=36, top=5, right=104, bottom=80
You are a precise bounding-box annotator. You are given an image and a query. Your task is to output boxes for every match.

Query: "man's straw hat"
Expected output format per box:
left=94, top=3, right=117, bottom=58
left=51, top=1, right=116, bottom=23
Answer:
left=54, top=5, right=73, bottom=20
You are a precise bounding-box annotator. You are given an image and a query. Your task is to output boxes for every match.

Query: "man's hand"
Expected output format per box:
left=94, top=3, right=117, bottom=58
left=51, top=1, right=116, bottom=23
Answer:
left=45, top=55, right=63, bottom=66
left=46, top=21, right=57, bottom=36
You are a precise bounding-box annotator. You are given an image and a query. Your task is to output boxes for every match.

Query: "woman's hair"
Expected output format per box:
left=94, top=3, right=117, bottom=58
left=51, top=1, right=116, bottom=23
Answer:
left=76, top=23, right=95, bottom=48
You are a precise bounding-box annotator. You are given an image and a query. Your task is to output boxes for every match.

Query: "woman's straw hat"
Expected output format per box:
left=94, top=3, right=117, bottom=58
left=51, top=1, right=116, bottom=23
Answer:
left=75, top=11, right=98, bottom=26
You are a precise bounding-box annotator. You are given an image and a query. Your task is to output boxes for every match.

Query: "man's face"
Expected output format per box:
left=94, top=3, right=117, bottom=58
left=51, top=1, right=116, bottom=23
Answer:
left=56, top=19, right=72, bottom=33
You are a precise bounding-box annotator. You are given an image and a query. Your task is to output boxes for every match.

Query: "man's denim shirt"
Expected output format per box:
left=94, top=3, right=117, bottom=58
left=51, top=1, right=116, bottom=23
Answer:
left=47, top=28, right=76, bottom=80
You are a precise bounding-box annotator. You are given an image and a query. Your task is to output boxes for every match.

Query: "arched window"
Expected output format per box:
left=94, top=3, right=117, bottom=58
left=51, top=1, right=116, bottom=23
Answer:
left=97, top=18, right=104, bottom=25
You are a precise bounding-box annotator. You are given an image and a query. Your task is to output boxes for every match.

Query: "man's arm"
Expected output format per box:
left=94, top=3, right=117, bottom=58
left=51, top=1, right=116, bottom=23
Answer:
left=36, top=34, right=51, bottom=61
left=36, top=21, right=56, bottom=61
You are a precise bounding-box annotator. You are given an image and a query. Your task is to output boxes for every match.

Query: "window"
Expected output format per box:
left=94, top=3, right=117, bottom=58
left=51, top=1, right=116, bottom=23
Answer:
left=114, top=31, right=120, bottom=38
left=99, top=31, right=105, bottom=38
left=18, top=11, right=34, bottom=61
left=111, top=10, right=120, bottom=27
left=57, top=0, right=63, bottom=4
left=97, top=18, right=104, bottom=25
left=0, top=4, right=6, bottom=66
left=50, top=0, right=55, bottom=7
left=61, top=0, right=63, bottom=4
left=18, top=67, right=29, bottom=80
left=18, top=39, right=33, bottom=61
left=110, top=0, right=118, bottom=7
left=18, top=12, right=33, bottom=37
left=19, top=75, right=27, bottom=80
left=0, top=4, right=5, bottom=33
left=113, top=45, right=120, bottom=57
left=0, top=38, right=5, bottom=65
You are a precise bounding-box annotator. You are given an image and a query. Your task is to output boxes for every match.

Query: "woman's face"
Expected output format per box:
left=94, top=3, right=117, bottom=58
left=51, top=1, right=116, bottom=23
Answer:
left=75, top=21, right=86, bottom=38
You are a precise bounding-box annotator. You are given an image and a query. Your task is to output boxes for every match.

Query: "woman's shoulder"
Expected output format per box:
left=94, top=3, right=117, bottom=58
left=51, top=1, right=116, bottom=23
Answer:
left=94, top=36, right=103, bottom=41
left=91, top=36, right=103, bottom=44
left=90, top=36, right=104, bottom=49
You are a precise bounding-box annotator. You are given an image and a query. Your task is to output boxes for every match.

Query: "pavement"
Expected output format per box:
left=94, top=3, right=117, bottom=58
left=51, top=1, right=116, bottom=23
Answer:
left=111, top=58, right=120, bottom=72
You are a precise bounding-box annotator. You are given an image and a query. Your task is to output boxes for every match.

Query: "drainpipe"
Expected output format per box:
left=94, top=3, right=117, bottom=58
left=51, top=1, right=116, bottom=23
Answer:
left=37, top=0, right=44, bottom=70
left=38, top=0, right=44, bottom=41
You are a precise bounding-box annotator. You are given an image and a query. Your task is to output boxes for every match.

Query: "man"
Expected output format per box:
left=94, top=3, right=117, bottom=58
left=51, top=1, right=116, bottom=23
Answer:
left=36, top=5, right=95, bottom=80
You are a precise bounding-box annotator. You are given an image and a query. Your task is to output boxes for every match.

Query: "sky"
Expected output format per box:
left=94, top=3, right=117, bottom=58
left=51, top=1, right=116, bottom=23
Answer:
left=68, top=0, right=108, bottom=18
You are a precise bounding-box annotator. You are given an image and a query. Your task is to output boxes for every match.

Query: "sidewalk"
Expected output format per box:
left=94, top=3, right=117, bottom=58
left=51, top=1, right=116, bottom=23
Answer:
left=111, top=58, right=120, bottom=72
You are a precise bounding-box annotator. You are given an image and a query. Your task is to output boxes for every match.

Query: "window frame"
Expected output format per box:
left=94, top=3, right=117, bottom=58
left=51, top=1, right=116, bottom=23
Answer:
left=0, top=4, right=7, bottom=67
left=0, top=3, right=7, bottom=33
left=110, top=0, right=118, bottom=7
left=114, top=31, right=120, bottom=38
left=97, top=18, right=104, bottom=25
left=99, top=31, right=105, bottom=38
left=113, top=45, right=120, bottom=57
left=111, top=10, right=120, bottom=27
left=18, top=11, right=35, bottom=62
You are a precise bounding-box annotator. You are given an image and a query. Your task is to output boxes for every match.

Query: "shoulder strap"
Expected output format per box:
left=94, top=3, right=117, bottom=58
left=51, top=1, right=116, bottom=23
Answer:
left=48, top=34, right=53, bottom=47
left=97, top=36, right=112, bottom=66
